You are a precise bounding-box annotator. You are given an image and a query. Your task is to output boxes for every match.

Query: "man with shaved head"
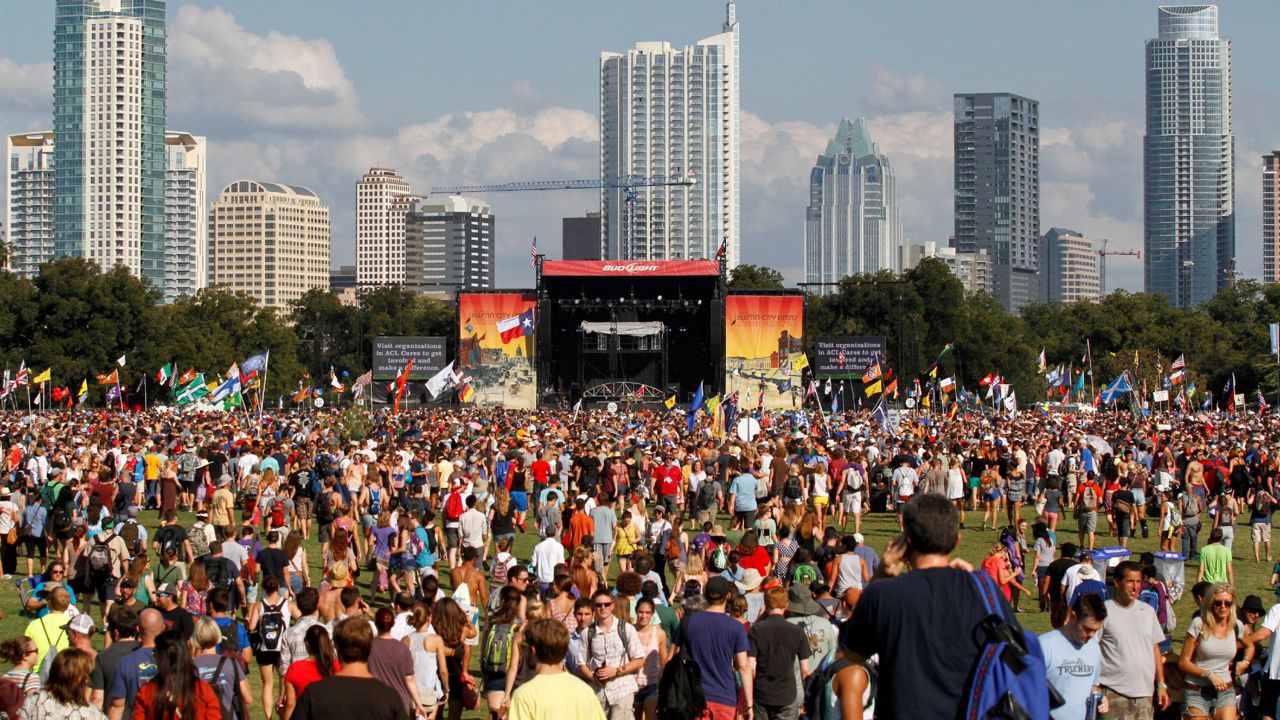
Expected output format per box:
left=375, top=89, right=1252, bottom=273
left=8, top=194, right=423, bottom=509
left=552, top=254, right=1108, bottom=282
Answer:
left=106, top=607, right=164, bottom=720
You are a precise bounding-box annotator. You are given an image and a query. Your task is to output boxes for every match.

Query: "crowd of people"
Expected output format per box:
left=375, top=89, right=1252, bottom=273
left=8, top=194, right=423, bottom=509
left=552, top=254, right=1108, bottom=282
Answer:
left=0, top=403, right=1277, bottom=720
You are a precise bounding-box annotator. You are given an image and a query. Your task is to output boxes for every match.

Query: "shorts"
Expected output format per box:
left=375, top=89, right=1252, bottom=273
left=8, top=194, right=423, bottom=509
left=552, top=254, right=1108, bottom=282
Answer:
left=1101, top=688, right=1151, bottom=720
left=1115, top=516, right=1131, bottom=539
left=1043, top=511, right=1059, bottom=525
left=92, top=575, right=119, bottom=603
left=256, top=650, right=281, bottom=667
left=1183, top=683, right=1235, bottom=714
left=482, top=672, right=506, bottom=693
left=295, top=498, right=313, bottom=520
left=637, top=684, right=658, bottom=703
left=1077, top=511, right=1097, bottom=533
left=984, top=489, right=1002, bottom=502
left=318, top=523, right=333, bottom=543
left=1253, top=522, right=1272, bottom=543
left=181, top=479, right=198, bottom=494
left=1161, top=525, right=1179, bottom=542
left=445, top=528, right=459, bottom=549
left=968, top=476, right=981, bottom=489
left=813, top=496, right=829, bottom=508
left=842, top=494, right=861, bottom=513
left=1262, top=679, right=1280, bottom=719
left=21, top=536, right=47, bottom=558
left=511, top=492, right=528, bottom=513
left=734, top=509, right=756, bottom=527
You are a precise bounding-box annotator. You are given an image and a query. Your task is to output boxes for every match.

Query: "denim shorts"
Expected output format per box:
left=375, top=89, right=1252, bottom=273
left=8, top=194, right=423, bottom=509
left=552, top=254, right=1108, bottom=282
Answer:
left=1184, top=683, right=1236, bottom=714
left=637, top=684, right=658, bottom=702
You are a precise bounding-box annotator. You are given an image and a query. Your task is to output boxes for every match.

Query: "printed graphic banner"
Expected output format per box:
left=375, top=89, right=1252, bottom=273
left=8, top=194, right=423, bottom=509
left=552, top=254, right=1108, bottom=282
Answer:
left=458, top=292, right=538, bottom=409
left=813, top=336, right=886, bottom=377
left=371, top=337, right=448, bottom=380
left=725, top=294, right=804, bottom=410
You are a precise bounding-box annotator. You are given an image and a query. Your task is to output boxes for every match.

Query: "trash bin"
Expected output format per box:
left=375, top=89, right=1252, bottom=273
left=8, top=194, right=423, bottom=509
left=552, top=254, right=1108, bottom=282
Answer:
left=1087, top=546, right=1133, bottom=580
left=1153, top=551, right=1186, bottom=602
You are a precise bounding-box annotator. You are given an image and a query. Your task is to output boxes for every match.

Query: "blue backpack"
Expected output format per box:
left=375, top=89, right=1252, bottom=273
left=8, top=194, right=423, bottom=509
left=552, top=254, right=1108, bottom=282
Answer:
left=962, top=572, right=1054, bottom=720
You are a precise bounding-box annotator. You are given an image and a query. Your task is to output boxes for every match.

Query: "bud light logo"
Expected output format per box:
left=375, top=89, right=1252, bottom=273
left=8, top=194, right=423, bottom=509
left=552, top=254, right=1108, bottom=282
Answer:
left=601, top=264, right=660, bottom=273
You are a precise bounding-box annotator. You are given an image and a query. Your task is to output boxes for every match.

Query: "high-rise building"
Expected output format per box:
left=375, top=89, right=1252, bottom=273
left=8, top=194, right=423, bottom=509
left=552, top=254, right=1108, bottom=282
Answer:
left=1266, top=152, right=1280, bottom=284
left=54, top=0, right=167, bottom=288
left=208, top=181, right=330, bottom=309
left=1144, top=4, right=1234, bottom=307
left=804, top=117, right=901, bottom=293
left=355, top=167, right=413, bottom=288
left=599, top=1, right=739, bottom=266
left=6, top=132, right=56, bottom=278
left=953, top=93, right=1040, bottom=312
left=901, top=242, right=993, bottom=295
left=163, top=132, right=205, bottom=303
left=563, top=212, right=603, bottom=261
left=403, top=195, right=494, bottom=296
left=1039, top=228, right=1101, bottom=303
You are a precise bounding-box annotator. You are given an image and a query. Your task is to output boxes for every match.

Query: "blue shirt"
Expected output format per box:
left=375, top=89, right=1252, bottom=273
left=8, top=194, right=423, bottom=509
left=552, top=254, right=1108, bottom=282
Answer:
left=22, top=505, right=47, bottom=537
left=31, top=582, right=77, bottom=618
left=1080, top=448, right=1095, bottom=474
left=213, top=616, right=250, bottom=655
left=1039, top=628, right=1101, bottom=720
left=728, top=473, right=758, bottom=511
left=108, top=646, right=157, bottom=710
left=677, top=610, right=749, bottom=706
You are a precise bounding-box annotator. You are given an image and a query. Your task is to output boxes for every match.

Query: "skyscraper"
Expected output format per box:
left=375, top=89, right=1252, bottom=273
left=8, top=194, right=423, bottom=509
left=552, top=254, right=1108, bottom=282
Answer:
left=54, top=0, right=167, bottom=288
left=403, top=196, right=494, bottom=296
left=599, top=1, right=739, bottom=266
left=1039, top=228, right=1101, bottom=303
left=355, top=167, right=414, bottom=288
left=208, top=181, right=330, bottom=309
left=954, top=93, right=1040, bottom=312
left=163, top=132, right=205, bottom=303
left=6, top=132, right=56, bottom=278
left=804, top=117, right=901, bottom=292
left=563, top=212, right=603, bottom=261
left=1144, top=4, right=1233, bottom=307
left=1265, top=151, right=1280, bottom=284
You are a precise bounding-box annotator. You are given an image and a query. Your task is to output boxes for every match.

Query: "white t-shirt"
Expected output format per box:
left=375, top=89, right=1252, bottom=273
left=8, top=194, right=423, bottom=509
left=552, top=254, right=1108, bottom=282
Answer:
left=1262, top=603, right=1280, bottom=679
left=530, top=538, right=566, bottom=583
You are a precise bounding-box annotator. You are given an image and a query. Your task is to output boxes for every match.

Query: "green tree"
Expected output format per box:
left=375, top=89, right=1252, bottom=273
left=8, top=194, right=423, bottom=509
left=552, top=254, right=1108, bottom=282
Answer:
left=727, top=264, right=785, bottom=290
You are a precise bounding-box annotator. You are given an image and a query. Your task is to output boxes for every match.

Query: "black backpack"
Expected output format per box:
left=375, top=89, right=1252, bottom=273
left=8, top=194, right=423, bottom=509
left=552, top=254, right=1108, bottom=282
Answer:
left=697, top=482, right=717, bottom=510
left=315, top=492, right=335, bottom=525
left=658, top=648, right=706, bottom=720
left=784, top=476, right=803, bottom=500
left=211, top=655, right=248, bottom=720
left=205, top=558, right=234, bottom=592
left=257, top=598, right=287, bottom=653
left=802, top=657, right=876, bottom=720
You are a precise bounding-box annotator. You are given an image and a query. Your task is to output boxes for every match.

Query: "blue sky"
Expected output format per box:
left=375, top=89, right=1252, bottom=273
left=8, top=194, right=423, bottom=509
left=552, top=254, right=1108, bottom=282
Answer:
left=2, top=1, right=1276, bottom=291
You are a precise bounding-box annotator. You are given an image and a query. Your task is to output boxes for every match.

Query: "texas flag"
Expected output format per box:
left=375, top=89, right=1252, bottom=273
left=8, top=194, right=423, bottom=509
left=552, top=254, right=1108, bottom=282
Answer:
left=497, top=309, right=535, bottom=344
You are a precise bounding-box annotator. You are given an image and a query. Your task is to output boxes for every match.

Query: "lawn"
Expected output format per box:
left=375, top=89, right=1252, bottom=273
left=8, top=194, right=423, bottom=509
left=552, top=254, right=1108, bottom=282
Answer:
left=3, top=504, right=1272, bottom=719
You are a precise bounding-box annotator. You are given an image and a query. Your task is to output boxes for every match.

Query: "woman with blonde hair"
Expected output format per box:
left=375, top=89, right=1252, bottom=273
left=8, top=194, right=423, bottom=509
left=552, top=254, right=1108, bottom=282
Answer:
left=488, top=489, right=517, bottom=550
left=1179, top=583, right=1253, bottom=719
left=569, top=545, right=598, bottom=599
left=613, top=511, right=639, bottom=574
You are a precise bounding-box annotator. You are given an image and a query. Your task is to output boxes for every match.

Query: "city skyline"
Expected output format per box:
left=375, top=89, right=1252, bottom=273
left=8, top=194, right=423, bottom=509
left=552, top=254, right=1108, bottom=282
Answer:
left=1, top=1, right=1277, bottom=292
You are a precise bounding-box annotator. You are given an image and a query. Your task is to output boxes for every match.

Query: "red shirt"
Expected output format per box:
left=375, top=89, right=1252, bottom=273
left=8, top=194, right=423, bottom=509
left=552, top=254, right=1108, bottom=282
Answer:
left=134, top=677, right=222, bottom=720
left=737, top=545, right=771, bottom=575
left=284, top=659, right=340, bottom=698
left=980, top=555, right=1013, bottom=601
left=531, top=459, right=552, bottom=484
left=657, top=465, right=682, bottom=496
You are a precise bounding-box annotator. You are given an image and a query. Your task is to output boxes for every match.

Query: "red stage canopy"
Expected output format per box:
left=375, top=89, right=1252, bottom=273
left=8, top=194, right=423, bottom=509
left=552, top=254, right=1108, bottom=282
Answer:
left=541, top=260, right=720, bottom=277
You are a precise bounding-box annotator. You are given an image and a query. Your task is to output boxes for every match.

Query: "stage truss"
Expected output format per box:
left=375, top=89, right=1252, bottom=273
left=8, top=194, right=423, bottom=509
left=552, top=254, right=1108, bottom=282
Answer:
left=582, top=381, right=665, bottom=403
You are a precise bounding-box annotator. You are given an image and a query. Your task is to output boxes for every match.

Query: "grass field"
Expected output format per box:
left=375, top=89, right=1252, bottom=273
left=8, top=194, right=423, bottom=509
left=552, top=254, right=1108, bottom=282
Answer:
left=2, top=504, right=1273, bottom=719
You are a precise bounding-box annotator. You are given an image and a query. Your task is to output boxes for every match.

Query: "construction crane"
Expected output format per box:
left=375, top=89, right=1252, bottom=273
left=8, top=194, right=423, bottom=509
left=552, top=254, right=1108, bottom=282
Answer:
left=1097, top=238, right=1140, bottom=293
left=431, top=174, right=697, bottom=259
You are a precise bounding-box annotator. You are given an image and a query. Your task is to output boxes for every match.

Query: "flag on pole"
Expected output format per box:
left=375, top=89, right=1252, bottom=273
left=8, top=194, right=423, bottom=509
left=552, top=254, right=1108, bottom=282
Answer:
left=95, top=369, right=117, bottom=385
left=1224, top=374, right=1236, bottom=412
left=32, top=368, right=52, bottom=384
left=497, top=309, right=536, bottom=344
left=715, top=238, right=727, bottom=260
left=426, top=362, right=457, bottom=399
left=939, top=377, right=955, bottom=394
left=176, top=375, right=209, bottom=405
left=105, top=385, right=121, bottom=404
left=77, top=379, right=88, bottom=404
left=155, top=363, right=173, bottom=386
left=15, top=363, right=28, bottom=386
left=210, top=369, right=242, bottom=404
left=861, top=363, right=881, bottom=383
left=884, top=377, right=899, bottom=398
left=531, top=237, right=538, bottom=267
left=864, top=379, right=882, bottom=397
left=458, top=382, right=476, bottom=404
left=872, top=397, right=890, bottom=432
left=790, top=354, right=809, bottom=372
left=1258, top=389, right=1270, bottom=413
left=836, top=349, right=846, bottom=370
left=823, top=378, right=833, bottom=395
left=1037, top=348, right=1046, bottom=372
left=1171, top=354, right=1186, bottom=372
left=1101, top=372, right=1133, bottom=404
left=291, top=385, right=311, bottom=404
left=665, top=395, right=677, bottom=410
left=177, top=368, right=198, bottom=386
left=116, top=355, right=127, bottom=367
left=352, top=371, right=372, bottom=399
left=241, top=352, right=269, bottom=383
left=393, top=359, right=414, bottom=413
left=328, top=368, right=345, bottom=393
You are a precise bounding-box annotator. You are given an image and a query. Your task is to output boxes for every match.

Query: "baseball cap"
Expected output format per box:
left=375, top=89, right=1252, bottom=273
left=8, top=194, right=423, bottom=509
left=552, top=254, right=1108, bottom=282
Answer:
left=154, top=583, right=177, bottom=598
left=64, top=614, right=96, bottom=635
left=853, top=533, right=865, bottom=544
left=705, top=576, right=734, bottom=601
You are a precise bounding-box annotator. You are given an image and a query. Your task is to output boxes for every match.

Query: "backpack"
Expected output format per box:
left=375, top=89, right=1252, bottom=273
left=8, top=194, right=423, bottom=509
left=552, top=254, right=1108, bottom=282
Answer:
left=1137, top=588, right=1174, bottom=634
left=88, top=537, right=113, bottom=576
left=189, top=525, right=212, bottom=560
left=315, top=492, right=335, bottom=525
left=205, top=558, right=235, bottom=593
left=709, top=544, right=728, bottom=572
left=1080, top=485, right=1098, bottom=512
left=784, top=476, right=803, bottom=501
left=211, top=655, right=248, bottom=720
left=697, top=482, right=717, bottom=511
left=481, top=622, right=520, bottom=676
left=792, top=563, right=819, bottom=587
left=0, top=676, right=26, bottom=720
left=587, top=622, right=633, bottom=670
left=270, top=499, right=286, bottom=529
left=368, top=488, right=382, bottom=515
left=257, top=598, right=287, bottom=653
left=445, top=492, right=465, bottom=523
left=657, top=642, right=706, bottom=720
left=155, top=526, right=181, bottom=557
left=962, top=572, right=1054, bottom=720
left=118, top=522, right=142, bottom=559
left=39, top=482, right=64, bottom=509
left=408, top=527, right=428, bottom=560
left=217, top=619, right=248, bottom=673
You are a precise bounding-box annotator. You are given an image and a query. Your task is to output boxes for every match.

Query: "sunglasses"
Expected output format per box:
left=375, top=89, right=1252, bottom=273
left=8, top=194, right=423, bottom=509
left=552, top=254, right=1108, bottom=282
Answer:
left=1212, top=600, right=1233, bottom=609
left=595, top=602, right=613, bottom=608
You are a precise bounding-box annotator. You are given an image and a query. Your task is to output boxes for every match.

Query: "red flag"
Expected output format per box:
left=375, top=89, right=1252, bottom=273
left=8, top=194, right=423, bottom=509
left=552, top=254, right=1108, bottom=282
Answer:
left=393, top=359, right=414, bottom=413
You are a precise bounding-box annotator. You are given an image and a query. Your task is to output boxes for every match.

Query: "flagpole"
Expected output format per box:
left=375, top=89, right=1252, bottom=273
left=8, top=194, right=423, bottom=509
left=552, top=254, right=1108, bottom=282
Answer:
left=116, top=376, right=124, bottom=412
left=260, top=351, right=270, bottom=422
left=1086, top=339, right=1096, bottom=400
left=25, top=384, right=31, bottom=414
left=142, top=377, right=148, bottom=411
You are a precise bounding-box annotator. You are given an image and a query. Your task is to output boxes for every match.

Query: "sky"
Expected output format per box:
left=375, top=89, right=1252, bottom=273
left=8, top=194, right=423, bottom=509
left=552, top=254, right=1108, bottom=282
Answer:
left=1, top=0, right=1277, bottom=292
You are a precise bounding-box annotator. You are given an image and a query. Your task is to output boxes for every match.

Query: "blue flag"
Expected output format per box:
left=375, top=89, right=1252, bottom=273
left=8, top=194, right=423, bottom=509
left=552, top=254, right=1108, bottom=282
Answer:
left=686, top=381, right=705, bottom=433
left=1100, top=373, right=1132, bottom=404
left=872, top=397, right=890, bottom=432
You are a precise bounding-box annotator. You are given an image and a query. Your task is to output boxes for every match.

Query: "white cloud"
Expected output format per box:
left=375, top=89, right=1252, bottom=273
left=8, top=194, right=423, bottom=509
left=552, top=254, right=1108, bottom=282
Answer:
left=0, top=58, right=51, bottom=114
left=168, top=6, right=364, bottom=134
left=866, top=65, right=945, bottom=113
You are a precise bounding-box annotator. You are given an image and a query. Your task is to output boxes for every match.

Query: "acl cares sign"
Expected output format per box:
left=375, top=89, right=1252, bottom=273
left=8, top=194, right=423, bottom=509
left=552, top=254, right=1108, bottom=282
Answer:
left=541, top=260, right=721, bottom=277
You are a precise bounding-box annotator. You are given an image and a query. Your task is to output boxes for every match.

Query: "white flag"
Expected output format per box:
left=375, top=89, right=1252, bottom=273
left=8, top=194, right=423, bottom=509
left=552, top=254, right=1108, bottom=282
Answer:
left=426, top=362, right=457, bottom=399
left=116, top=355, right=127, bottom=367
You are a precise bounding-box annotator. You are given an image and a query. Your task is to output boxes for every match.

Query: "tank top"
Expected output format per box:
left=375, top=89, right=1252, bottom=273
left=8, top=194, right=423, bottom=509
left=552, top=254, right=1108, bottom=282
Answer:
left=636, top=627, right=662, bottom=688
left=408, top=630, right=442, bottom=699
left=834, top=553, right=864, bottom=594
